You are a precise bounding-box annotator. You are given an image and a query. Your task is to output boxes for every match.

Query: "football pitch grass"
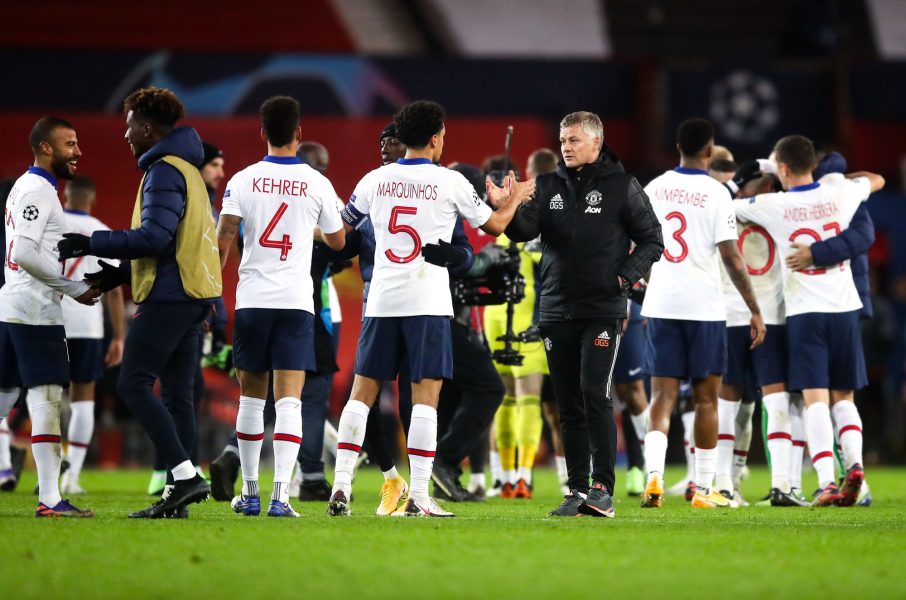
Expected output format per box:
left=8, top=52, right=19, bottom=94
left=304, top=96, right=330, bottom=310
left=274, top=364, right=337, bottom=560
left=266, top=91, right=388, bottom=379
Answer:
left=1, top=467, right=905, bottom=599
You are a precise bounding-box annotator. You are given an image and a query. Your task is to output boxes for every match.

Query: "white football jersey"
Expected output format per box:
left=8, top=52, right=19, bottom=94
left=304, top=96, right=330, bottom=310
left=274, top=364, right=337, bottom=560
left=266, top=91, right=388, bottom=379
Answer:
left=641, top=168, right=738, bottom=321
left=0, top=168, right=68, bottom=326
left=720, top=218, right=785, bottom=327
left=343, top=158, right=492, bottom=317
left=733, top=174, right=871, bottom=317
left=221, top=156, right=344, bottom=313
left=61, top=211, right=117, bottom=339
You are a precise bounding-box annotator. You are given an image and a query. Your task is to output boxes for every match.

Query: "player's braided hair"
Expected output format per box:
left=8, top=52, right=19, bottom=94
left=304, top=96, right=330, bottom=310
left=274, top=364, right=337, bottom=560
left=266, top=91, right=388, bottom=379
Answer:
left=123, top=87, right=185, bottom=129
left=394, top=100, right=446, bottom=149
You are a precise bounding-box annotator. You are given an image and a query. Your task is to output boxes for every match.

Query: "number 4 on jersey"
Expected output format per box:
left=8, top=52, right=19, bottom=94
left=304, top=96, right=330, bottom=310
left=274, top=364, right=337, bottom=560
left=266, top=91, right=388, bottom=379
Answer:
left=259, top=202, right=293, bottom=261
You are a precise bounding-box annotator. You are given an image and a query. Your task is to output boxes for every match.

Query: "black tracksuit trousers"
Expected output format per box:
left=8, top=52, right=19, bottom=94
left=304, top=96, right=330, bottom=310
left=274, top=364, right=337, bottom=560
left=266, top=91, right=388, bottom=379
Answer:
left=540, top=319, right=621, bottom=494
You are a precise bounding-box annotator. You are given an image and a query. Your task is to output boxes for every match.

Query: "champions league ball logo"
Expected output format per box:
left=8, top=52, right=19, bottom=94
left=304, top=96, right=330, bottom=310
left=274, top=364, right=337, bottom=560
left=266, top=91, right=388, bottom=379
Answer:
left=709, top=71, right=779, bottom=143
left=22, top=205, right=39, bottom=221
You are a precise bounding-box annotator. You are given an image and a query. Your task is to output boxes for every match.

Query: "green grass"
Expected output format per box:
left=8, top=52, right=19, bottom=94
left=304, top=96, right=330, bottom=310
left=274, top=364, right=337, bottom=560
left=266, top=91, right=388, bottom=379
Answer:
left=1, top=466, right=904, bottom=599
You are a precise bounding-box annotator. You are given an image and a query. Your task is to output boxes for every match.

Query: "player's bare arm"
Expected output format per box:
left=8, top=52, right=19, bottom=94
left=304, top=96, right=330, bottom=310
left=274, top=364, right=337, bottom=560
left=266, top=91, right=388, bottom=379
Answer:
left=216, top=214, right=241, bottom=269
left=718, top=240, right=765, bottom=349
left=317, top=226, right=345, bottom=251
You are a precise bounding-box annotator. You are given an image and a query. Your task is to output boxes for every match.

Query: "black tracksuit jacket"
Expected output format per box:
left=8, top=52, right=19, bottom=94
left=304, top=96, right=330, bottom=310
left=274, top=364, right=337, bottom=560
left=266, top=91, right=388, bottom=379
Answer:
left=505, top=148, right=664, bottom=321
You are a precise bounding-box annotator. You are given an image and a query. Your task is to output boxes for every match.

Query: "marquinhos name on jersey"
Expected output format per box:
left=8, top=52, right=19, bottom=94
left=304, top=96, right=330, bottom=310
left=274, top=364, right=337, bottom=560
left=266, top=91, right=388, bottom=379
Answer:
left=341, top=159, right=491, bottom=318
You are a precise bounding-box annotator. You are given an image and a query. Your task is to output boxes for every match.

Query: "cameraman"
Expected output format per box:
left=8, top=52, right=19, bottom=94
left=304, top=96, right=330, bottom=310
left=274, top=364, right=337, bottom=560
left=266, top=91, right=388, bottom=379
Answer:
left=503, top=112, right=663, bottom=517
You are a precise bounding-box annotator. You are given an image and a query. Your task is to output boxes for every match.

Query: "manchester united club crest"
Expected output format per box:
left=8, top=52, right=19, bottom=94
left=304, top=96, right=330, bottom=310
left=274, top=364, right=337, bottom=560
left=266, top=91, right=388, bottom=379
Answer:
left=585, top=190, right=603, bottom=206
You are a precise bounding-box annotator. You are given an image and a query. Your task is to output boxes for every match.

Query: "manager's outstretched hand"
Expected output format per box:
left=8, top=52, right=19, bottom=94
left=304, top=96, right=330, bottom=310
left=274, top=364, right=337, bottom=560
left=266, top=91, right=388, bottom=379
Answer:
left=57, top=232, right=91, bottom=259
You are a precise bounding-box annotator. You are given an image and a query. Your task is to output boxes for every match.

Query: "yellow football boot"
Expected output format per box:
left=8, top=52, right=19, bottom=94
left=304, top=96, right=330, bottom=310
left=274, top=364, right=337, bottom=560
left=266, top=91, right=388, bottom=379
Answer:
left=376, top=477, right=408, bottom=516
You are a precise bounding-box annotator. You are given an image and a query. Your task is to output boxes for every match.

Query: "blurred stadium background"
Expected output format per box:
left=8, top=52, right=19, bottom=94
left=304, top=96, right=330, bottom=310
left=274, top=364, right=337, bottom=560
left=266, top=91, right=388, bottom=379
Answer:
left=2, top=0, right=905, bottom=470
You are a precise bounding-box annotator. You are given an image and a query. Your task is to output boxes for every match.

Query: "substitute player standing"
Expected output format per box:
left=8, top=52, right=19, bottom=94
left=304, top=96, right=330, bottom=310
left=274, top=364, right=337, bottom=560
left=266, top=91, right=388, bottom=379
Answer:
left=216, top=96, right=345, bottom=518
left=641, top=118, right=765, bottom=510
left=328, top=100, right=533, bottom=517
left=60, top=176, right=125, bottom=495
left=733, top=135, right=884, bottom=507
left=0, top=117, right=98, bottom=517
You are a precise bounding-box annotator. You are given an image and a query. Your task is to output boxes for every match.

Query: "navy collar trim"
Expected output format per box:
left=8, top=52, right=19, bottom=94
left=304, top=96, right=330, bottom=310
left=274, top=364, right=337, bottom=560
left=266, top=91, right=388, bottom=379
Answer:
left=788, top=182, right=820, bottom=193
left=263, top=156, right=302, bottom=165
left=397, top=158, right=433, bottom=166
left=63, top=208, right=89, bottom=216
left=27, top=166, right=57, bottom=187
left=673, top=166, right=709, bottom=176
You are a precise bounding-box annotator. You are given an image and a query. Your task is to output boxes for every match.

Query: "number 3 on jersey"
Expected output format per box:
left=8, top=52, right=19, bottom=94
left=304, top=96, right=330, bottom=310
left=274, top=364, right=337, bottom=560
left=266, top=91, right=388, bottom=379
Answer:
left=259, top=202, right=293, bottom=261
left=385, top=205, right=422, bottom=264
left=663, top=211, right=688, bottom=263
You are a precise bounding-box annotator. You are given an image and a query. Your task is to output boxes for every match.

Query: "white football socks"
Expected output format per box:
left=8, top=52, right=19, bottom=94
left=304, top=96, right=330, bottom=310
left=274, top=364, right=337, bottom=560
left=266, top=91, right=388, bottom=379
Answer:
left=236, top=395, right=265, bottom=497
left=715, top=398, right=740, bottom=492
left=630, top=409, right=648, bottom=443
left=489, top=450, right=502, bottom=484
left=732, top=401, right=755, bottom=487
left=0, top=418, right=11, bottom=471
left=831, top=400, right=863, bottom=469
left=694, top=446, right=717, bottom=495
left=789, top=396, right=806, bottom=491
left=273, top=397, right=302, bottom=504
left=407, top=404, right=438, bottom=504
left=763, top=392, right=792, bottom=492
left=643, top=430, right=668, bottom=479
left=333, top=400, right=370, bottom=496
left=66, top=400, right=94, bottom=478
left=28, top=385, right=63, bottom=507
left=0, top=387, right=19, bottom=420
left=806, top=403, right=836, bottom=488
left=554, top=454, right=568, bottom=487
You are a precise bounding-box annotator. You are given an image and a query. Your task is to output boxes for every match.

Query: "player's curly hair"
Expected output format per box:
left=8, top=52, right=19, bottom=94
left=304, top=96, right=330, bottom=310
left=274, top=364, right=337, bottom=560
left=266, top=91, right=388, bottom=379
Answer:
left=260, top=96, right=300, bottom=148
left=123, top=87, right=185, bottom=129
left=394, top=100, right=446, bottom=149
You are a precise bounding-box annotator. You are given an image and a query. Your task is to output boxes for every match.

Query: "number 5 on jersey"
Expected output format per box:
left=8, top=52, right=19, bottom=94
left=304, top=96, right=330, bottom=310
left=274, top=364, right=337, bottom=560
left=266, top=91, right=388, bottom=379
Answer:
left=386, top=205, right=422, bottom=264
left=259, top=202, right=293, bottom=261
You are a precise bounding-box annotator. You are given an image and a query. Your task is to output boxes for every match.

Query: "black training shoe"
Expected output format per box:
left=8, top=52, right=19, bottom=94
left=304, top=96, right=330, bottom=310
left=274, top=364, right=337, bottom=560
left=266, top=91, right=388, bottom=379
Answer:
left=165, top=506, right=190, bottom=518
left=549, top=490, right=586, bottom=517
left=209, top=450, right=240, bottom=502
left=577, top=482, right=615, bottom=518
left=299, top=479, right=332, bottom=502
left=431, top=462, right=469, bottom=502
left=129, top=475, right=210, bottom=519
left=769, top=487, right=810, bottom=507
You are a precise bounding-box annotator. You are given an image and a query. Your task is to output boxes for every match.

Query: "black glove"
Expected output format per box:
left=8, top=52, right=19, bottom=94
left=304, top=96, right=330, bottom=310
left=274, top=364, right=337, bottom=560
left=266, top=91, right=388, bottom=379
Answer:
left=57, top=233, right=92, bottom=260
left=518, top=324, right=542, bottom=343
left=327, top=259, right=353, bottom=277
left=422, top=239, right=467, bottom=268
left=84, top=260, right=128, bottom=293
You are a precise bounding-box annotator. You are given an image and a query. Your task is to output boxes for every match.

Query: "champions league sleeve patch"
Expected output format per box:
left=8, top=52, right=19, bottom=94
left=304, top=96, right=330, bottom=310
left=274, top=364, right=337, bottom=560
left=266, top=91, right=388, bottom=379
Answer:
left=22, top=204, right=39, bottom=221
